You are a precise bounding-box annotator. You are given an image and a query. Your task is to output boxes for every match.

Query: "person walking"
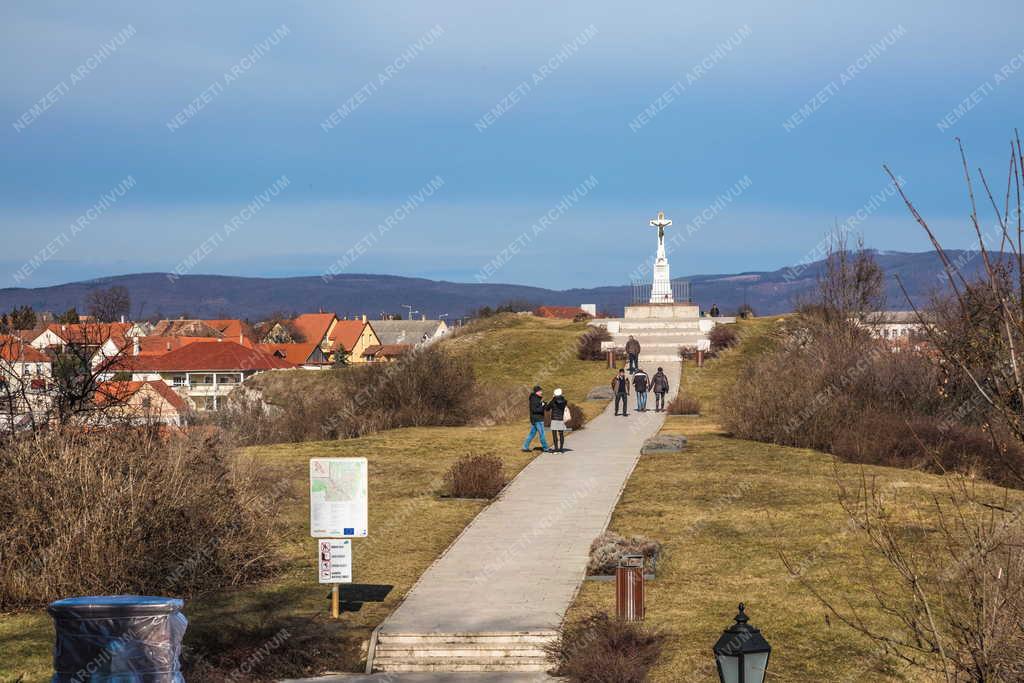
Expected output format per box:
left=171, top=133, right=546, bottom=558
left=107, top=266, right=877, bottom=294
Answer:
left=611, top=368, right=630, bottom=416
left=522, top=385, right=550, bottom=452
left=632, top=367, right=649, bottom=412
left=548, top=388, right=570, bottom=452
left=709, top=303, right=721, bottom=317
left=651, top=366, right=670, bottom=412
left=625, top=336, right=641, bottom=373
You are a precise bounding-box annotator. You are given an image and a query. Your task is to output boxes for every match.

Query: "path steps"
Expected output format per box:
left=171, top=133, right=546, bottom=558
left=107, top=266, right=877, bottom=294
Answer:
left=367, top=364, right=681, bottom=673
left=371, top=632, right=556, bottom=672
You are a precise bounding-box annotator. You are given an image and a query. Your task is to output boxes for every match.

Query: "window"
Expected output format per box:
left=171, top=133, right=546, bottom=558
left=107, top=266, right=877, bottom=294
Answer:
left=141, top=397, right=152, bottom=408
left=172, top=375, right=187, bottom=387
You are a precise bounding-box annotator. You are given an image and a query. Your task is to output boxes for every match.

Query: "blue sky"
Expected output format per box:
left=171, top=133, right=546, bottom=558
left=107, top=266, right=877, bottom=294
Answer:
left=2, top=1, right=1022, bottom=288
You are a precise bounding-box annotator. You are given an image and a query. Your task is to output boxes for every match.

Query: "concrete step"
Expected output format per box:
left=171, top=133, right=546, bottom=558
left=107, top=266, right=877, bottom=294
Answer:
left=372, top=659, right=551, bottom=673
left=373, top=632, right=557, bottom=673
left=610, top=338, right=706, bottom=346
left=378, top=632, right=557, bottom=645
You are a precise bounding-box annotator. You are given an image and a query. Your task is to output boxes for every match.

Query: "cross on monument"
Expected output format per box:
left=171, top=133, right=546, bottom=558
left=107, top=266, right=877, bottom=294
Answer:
left=648, top=210, right=674, bottom=303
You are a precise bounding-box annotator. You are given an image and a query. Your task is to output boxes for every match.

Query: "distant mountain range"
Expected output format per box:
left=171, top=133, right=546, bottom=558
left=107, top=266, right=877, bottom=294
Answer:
left=0, top=250, right=988, bottom=320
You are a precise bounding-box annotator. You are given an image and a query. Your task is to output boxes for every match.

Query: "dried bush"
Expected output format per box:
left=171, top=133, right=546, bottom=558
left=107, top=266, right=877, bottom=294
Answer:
left=0, top=426, right=284, bottom=609
left=831, top=410, right=1024, bottom=488
left=218, top=345, right=476, bottom=444
left=565, top=401, right=586, bottom=431
left=707, top=324, right=739, bottom=352
left=545, top=611, right=665, bottom=683
left=443, top=454, right=506, bottom=499
left=667, top=395, right=700, bottom=415
left=577, top=326, right=612, bottom=361
left=586, top=531, right=661, bottom=576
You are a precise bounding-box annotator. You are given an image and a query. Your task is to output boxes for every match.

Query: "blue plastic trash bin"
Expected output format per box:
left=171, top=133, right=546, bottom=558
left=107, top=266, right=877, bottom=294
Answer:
left=47, top=595, right=187, bottom=682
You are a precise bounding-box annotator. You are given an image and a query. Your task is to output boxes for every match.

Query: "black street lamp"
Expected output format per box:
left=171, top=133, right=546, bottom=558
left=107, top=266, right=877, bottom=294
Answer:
left=713, top=603, right=771, bottom=683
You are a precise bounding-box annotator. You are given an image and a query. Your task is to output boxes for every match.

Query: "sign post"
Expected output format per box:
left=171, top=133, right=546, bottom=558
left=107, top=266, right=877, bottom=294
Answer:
left=310, top=458, right=367, bottom=619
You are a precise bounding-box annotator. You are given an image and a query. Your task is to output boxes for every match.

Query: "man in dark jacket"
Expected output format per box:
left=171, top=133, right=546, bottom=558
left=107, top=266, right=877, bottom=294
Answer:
left=611, top=369, right=630, bottom=416
left=632, top=368, right=649, bottom=411
left=522, top=385, right=550, bottom=452
left=625, top=336, right=641, bottom=373
left=651, top=367, right=670, bottom=411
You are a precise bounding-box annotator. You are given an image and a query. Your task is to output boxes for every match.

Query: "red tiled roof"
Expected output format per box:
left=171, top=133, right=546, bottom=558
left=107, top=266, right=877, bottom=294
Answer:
left=534, top=306, right=586, bottom=319
left=150, top=319, right=257, bottom=347
left=95, top=380, right=188, bottom=412
left=328, top=320, right=371, bottom=352
left=133, top=336, right=221, bottom=356
left=129, top=341, right=294, bottom=372
left=291, top=313, right=336, bottom=344
left=45, top=322, right=131, bottom=347
left=361, top=343, right=412, bottom=358
left=0, top=336, right=50, bottom=363
left=257, top=342, right=323, bottom=364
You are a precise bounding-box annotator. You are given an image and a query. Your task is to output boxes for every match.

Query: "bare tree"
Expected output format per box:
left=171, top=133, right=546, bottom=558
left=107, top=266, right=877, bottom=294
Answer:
left=86, top=285, right=131, bottom=323
left=794, top=133, right=1024, bottom=682
left=811, top=230, right=886, bottom=326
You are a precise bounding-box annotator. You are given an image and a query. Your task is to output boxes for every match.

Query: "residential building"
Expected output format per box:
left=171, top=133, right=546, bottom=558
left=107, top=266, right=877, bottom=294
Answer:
left=289, top=313, right=338, bottom=351
left=30, top=322, right=132, bottom=369
left=149, top=319, right=258, bottom=347
left=361, top=343, right=413, bottom=362
left=371, top=319, right=448, bottom=347
left=860, top=311, right=932, bottom=341
left=0, top=336, right=53, bottom=430
left=94, top=380, right=190, bottom=425
left=258, top=342, right=329, bottom=369
left=327, top=317, right=380, bottom=364
left=127, top=340, right=293, bottom=411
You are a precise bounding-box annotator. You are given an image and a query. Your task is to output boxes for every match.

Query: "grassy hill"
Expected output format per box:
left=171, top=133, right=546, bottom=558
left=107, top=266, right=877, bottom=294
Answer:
left=0, top=315, right=611, bottom=682
left=567, top=317, right=1022, bottom=682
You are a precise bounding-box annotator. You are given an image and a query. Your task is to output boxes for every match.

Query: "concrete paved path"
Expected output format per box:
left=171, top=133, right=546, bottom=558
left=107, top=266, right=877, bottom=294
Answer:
left=378, top=363, right=680, bottom=636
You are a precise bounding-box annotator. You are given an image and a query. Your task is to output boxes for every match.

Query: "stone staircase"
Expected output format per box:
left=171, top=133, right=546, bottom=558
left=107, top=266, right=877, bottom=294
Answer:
left=371, top=631, right=557, bottom=672
left=594, top=318, right=709, bottom=362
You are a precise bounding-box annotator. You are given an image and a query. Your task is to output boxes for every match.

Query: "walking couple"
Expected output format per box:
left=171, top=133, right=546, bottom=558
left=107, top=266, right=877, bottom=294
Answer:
left=612, top=366, right=670, bottom=416
left=522, top=385, right=572, bottom=453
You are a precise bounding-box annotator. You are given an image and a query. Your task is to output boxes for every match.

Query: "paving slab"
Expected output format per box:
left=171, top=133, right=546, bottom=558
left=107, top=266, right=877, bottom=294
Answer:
left=376, top=363, right=681, bottom=637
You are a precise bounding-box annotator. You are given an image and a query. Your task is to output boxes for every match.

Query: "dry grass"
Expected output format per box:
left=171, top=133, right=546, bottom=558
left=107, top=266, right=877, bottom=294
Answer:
left=0, top=427, right=282, bottom=610
left=567, top=317, right=1021, bottom=682
left=0, top=313, right=616, bottom=682
left=666, top=394, right=700, bottom=415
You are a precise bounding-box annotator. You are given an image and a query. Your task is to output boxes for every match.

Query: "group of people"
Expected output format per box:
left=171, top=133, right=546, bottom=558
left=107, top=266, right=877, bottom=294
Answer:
left=522, top=385, right=572, bottom=453
left=520, top=335, right=672, bottom=452
left=611, top=366, right=670, bottom=416
left=618, top=335, right=669, bottom=414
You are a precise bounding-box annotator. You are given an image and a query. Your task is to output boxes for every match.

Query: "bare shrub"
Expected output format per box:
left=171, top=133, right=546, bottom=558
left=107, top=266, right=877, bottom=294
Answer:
left=708, top=324, right=739, bottom=352
left=785, top=474, right=1024, bottom=682
left=577, top=326, right=612, bottom=361
left=218, top=345, right=475, bottom=444
left=443, top=454, right=506, bottom=499
left=667, top=394, right=700, bottom=415
left=545, top=611, right=665, bottom=683
left=0, top=426, right=284, bottom=609
left=586, top=531, right=661, bottom=576
left=565, top=401, right=586, bottom=431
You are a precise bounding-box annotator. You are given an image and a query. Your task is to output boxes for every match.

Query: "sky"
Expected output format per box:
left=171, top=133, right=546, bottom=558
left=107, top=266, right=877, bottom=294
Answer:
left=1, top=1, right=1022, bottom=289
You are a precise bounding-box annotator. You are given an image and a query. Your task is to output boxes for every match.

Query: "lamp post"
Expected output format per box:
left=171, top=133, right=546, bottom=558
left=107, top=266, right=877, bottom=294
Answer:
left=713, top=603, right=771, bottom=683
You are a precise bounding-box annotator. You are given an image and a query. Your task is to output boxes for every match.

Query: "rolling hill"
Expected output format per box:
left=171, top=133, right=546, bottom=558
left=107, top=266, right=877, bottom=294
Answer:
left=0, top=250, right=989, bottom=320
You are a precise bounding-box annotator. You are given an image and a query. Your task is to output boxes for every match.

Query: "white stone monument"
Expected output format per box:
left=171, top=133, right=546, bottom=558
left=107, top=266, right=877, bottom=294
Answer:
left=649, top=211, right=674, bottom=304
left=587, top=209, right=712, bottom=358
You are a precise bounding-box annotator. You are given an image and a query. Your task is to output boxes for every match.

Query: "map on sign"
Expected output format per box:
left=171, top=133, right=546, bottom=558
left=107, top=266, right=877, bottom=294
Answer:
left=310, top=457, right=368, bottom=538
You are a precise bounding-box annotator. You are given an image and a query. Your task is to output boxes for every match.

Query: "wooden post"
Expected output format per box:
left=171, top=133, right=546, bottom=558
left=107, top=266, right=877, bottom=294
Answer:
left=331, top=584, right=340, bottom=618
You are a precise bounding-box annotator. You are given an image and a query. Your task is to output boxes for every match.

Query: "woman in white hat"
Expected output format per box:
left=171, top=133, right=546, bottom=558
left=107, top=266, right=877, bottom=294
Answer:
left=548, top=388, right=570, bottom=453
